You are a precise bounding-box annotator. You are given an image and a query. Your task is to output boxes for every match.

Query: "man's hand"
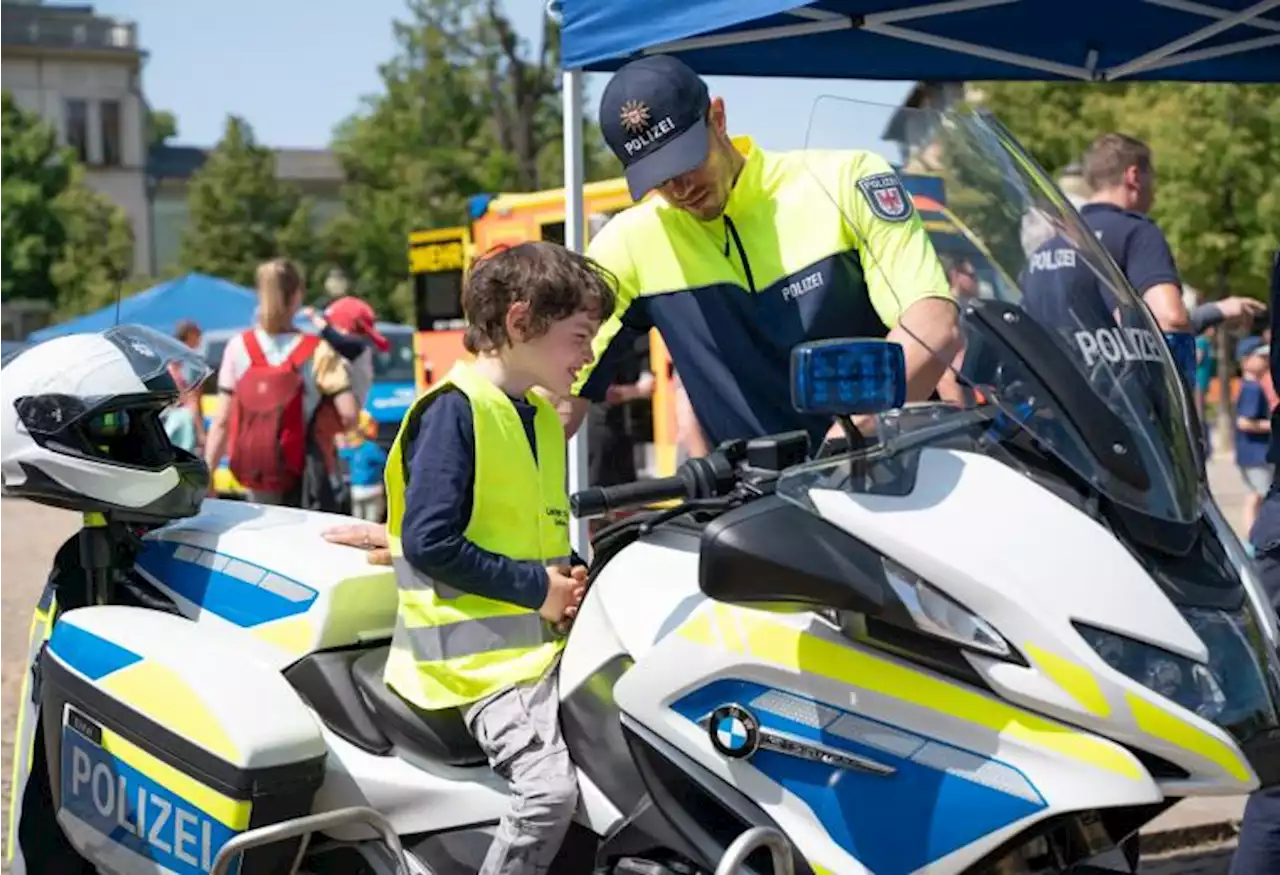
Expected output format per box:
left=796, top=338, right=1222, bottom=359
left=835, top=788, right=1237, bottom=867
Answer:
left=540, top=564, right=586, bottom=625
left=1216, top=296, right=1266, bottom=330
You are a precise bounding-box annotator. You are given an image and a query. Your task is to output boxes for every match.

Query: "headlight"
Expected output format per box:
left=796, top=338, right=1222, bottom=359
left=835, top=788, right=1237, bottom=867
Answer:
left=1077, top=608, right=1280, bottom=739
left=881, top=557, right=1012, bottom=658
left=1077, top=623, right=1226, bottom=719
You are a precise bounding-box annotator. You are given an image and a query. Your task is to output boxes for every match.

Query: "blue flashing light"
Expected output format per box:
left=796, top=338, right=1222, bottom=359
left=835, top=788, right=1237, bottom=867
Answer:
left=1164, top=332, right=1196, bottom=388
left=467, top=194, right=496, bottom=221
left=790, top=338, right=906, bottom=417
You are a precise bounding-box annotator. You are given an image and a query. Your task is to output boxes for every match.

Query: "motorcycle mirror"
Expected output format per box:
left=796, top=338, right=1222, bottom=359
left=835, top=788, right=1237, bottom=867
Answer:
left=789, top=338, right=906, bottom=416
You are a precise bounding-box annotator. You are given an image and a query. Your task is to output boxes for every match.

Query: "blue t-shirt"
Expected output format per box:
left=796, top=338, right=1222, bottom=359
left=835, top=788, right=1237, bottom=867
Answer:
left=1236, top=379, right=1271, bottom=468
left=1079, top=203, right=1181, bottom=295
left=338, top=440, right=387, bottom=488
left=1020, top=236, right=1117, bottom=334
left=399, top=389, right=585, bottom=612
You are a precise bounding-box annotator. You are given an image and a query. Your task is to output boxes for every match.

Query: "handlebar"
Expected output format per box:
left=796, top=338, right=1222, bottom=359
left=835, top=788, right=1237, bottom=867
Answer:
left=570, top=453, right=738, bottom=518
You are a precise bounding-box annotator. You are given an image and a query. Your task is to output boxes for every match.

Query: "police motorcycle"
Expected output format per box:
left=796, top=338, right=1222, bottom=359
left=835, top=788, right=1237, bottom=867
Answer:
left=6, top=99, right=1280, bottom=875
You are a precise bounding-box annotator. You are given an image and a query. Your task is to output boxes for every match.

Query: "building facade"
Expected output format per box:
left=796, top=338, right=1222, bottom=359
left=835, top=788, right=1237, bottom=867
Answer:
left=148, top=145, right=344, bottom=273
left=2, top=0, right=154, bottom=276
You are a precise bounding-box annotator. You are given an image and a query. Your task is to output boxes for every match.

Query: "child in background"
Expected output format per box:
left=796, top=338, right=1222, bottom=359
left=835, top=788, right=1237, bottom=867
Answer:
left=1236, top=336, right=1274, bottom=542
left=339, top=413, right=388, bottom=522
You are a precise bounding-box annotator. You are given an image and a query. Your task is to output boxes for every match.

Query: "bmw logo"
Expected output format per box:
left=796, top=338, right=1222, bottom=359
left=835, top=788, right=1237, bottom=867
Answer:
left=708, top=704, right=759, bottom=759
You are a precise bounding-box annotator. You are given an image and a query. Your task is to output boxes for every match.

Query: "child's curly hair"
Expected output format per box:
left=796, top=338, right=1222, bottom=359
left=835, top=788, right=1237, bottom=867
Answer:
left=461, top=242, right=618, bottom=354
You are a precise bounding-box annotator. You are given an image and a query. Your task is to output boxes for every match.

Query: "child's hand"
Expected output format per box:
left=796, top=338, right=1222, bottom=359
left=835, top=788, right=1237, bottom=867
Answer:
left=540, top=564, right=586, bottom=625
left=552, top=566, right=589, bottom=634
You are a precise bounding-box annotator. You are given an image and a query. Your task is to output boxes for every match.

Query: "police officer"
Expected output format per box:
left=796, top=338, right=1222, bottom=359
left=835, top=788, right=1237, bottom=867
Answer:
left=556, top=56, right=961, bottom=449
left=1078, top=133, right=1263, bottom=335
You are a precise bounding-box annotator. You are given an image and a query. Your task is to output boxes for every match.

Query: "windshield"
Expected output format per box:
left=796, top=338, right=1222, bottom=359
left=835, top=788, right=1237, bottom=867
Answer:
left=372, top=329, right=417, bottom=383
left=797, top=97, right=1201, bottom=524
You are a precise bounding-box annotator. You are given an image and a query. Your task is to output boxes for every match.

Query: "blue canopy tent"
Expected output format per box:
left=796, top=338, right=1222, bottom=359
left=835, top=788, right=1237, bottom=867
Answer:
left=554, top=0, right=1280, bottom=552
left=26, top=273, right=260, bottom=343
left=561, top=0, right=1280, bottom=81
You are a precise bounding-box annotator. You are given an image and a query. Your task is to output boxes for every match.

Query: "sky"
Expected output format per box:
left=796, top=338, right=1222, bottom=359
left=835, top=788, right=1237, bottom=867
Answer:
left=92, top=0, right=916, bottom=159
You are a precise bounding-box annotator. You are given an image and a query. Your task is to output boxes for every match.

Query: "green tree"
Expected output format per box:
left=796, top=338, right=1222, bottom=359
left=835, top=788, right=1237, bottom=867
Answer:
left=326, top=0, right=618, bottom=320
left=180, top=115, right=317, bottom=287
left=50, top=165, right=136, bottom=318
left=2, top=90, right=137, bottom=319
left=973, top=82, right=1280, bottom=298
left=147, top=108, right=179, bottom=149
left=2, top=90, right=72, bottom=304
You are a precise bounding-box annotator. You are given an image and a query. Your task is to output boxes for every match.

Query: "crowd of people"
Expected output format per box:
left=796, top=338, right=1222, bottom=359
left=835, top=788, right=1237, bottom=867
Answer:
left=161, top=258, right=390, bottom=517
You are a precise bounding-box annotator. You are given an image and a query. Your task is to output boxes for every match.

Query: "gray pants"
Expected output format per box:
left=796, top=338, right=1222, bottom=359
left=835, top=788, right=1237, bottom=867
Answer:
left=464, top=666, right=579, bottom=875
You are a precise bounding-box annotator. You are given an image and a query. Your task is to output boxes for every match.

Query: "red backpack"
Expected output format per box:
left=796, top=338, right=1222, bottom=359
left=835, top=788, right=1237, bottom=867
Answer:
left=228, top=330, right=320, bottom=493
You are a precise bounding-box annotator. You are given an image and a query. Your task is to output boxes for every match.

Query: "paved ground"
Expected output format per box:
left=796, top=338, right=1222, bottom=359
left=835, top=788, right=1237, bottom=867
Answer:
left=1141, top=844, right=1238, bottom=875
left=1, top=499, right=79, bottom=871
left=0, top=455, right=1262, bottom=871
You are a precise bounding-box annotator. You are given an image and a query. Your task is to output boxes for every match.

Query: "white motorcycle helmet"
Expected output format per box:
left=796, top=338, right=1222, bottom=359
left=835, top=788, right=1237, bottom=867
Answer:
left=1, top=324, right=212, bottom=522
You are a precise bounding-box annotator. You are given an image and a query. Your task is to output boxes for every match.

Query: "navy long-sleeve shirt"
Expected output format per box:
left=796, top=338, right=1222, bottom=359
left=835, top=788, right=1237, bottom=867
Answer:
left=400, top=389, right=584, bottom=611
left=320, top=324, right=367, bottom=361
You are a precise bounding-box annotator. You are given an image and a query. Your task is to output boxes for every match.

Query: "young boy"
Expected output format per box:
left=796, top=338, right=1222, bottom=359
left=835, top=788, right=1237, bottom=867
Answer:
left=382, top=241, right=616, bottom=875
left=1236, top=336, right=1273, bottom=541
left=338, top=413, right=388, bottom=521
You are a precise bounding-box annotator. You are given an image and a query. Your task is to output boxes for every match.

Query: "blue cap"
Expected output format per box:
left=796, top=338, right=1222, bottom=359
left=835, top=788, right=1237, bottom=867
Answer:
left=1237, top=335, right=1268, bottom=359
left=599, top=56, right=711, bottom=200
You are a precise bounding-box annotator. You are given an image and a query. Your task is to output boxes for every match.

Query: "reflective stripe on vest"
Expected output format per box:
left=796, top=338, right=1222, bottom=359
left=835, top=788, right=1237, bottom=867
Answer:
left=382, top=361, right=572, bottom=710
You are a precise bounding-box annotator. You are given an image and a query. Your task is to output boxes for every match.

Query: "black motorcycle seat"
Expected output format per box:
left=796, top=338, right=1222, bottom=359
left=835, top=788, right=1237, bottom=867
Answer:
left=351, top=646, right=486, bottom=767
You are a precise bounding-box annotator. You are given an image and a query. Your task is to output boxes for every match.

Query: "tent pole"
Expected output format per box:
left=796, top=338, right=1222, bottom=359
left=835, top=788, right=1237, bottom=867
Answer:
left=563, top=66, right=591, bottom=560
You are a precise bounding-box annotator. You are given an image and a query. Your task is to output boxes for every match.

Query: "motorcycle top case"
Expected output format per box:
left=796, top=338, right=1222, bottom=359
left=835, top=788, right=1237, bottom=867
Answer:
left=40, top=605, right=327, bottom=875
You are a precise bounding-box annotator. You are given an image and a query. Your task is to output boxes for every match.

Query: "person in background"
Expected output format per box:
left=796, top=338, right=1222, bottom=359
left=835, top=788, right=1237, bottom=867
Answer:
left=339, top=412, right=388, bottom=522
left=584, top=210, right=655, bottom=489
left=1235, top=247, right=1280, bottom=875
left=204, top=258, right=358, bottom=507
left=940, top=254, right=980, bottom=303
left=1078, top=134, right=1263, bottom=335
left=164, top=319, right=207, bottom=452
left=1195, top=327, right=1218, bottom=450
left=1235, top=336, right=1273, bottom=539
left=302, top=294, right=381, bottom=383
left=1261, top=325, right=1279, bottom=412
left=160, top=384, right=200, bottom=453
left=323, top=296, right=389, bottom=409
left=299, top=296, right=390, bottom=512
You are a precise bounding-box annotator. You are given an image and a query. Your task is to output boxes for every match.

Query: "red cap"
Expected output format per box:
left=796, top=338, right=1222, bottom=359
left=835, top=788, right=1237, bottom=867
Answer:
left=325, top=296, right=390, bottom=352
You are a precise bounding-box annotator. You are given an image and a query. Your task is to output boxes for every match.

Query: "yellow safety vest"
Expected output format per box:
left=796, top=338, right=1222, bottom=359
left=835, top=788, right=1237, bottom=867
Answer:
left=383, top=361, right=572, bottom=711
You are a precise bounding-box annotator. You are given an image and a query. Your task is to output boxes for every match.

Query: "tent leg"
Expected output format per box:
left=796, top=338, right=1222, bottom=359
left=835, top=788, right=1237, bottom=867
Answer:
left=562, top=67, right=591, bottom=560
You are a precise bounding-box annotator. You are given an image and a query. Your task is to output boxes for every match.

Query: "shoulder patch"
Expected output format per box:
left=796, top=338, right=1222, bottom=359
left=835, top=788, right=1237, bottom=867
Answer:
left=856, top=172, right=914, bottom=223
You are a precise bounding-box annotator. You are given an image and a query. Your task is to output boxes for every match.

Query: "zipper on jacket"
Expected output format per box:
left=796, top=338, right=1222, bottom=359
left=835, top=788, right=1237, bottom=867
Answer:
left=722, top=214, right=757, bottom=294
